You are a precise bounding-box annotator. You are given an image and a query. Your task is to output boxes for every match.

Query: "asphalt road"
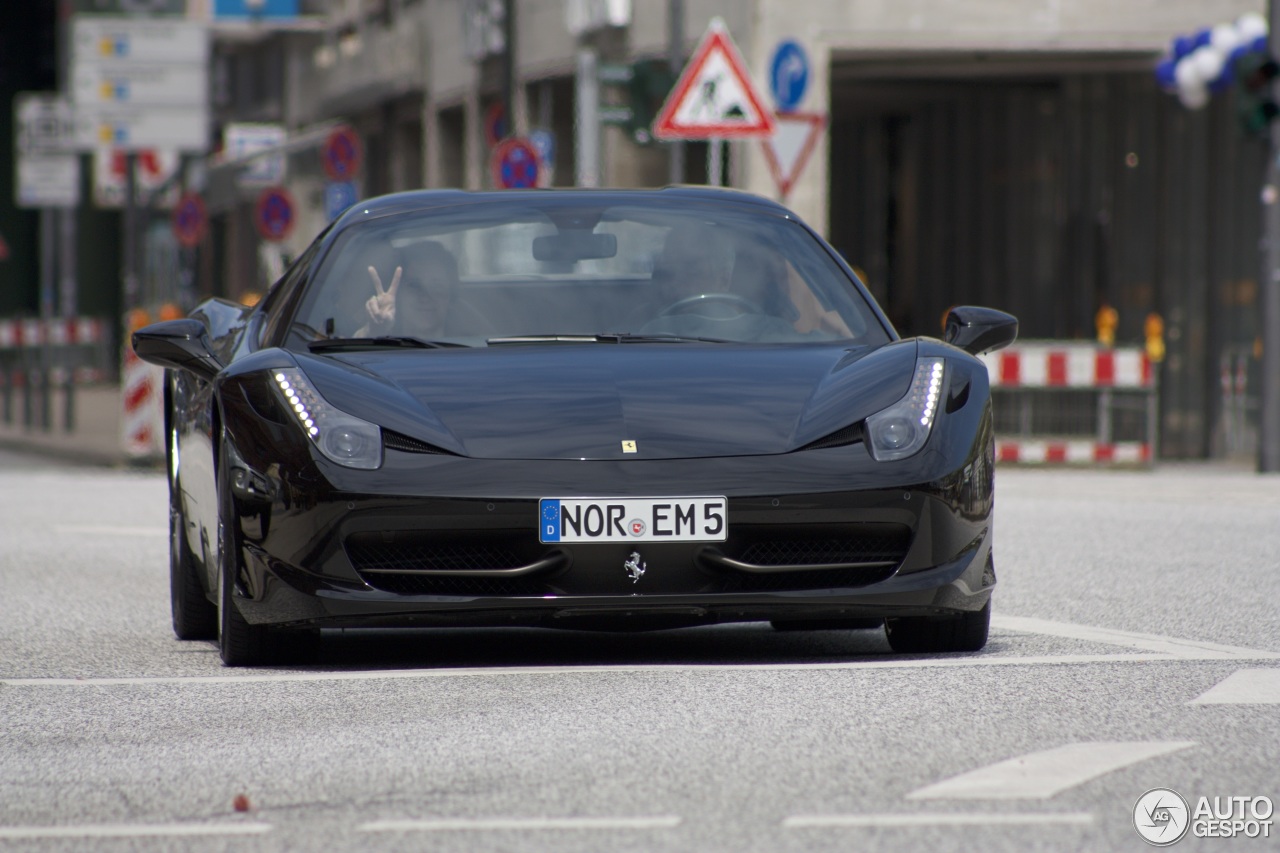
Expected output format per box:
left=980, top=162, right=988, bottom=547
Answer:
left=2, top=448, right=1278, bottom=852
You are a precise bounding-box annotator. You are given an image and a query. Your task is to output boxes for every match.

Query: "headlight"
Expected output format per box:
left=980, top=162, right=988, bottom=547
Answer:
left=865, top=357, right=945, bottom=462
left=270, top=368, right=383, bottom=470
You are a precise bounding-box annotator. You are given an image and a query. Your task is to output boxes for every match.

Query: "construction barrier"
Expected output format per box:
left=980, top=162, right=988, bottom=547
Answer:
left=121, top=309, right=166, bottom=459
left=979, top=342, right=1157, bottom=466
left=0, top=317, right=111, bottom=432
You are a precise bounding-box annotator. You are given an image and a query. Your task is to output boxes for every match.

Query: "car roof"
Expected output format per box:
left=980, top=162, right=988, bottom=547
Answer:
left=330, top=186, right=797, bottom=232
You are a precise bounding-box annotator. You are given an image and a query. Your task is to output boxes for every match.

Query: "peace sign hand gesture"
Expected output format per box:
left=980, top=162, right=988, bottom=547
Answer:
left=364, top=264, right=403, bottom=329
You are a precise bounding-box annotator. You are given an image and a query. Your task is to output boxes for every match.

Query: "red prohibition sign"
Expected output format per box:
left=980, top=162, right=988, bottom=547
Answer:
left=322, top=126, right=363, bottom=181
left=255, top=187, right=296, bottom=242
left=491, top=137, right=540, bottom=189
left=172, top=192, right=207, bottom=249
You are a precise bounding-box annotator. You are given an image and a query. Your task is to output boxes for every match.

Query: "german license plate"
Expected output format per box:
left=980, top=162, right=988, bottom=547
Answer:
left=538, top=497, right=727, bottom=543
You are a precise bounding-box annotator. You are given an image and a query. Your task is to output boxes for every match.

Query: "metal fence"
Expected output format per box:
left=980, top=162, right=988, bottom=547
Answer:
left=0, top=318, right=112, bottom=433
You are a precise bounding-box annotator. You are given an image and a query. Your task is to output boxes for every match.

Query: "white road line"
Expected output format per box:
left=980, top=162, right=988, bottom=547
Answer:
left=1189, top=668, right=1280, bottom=704
left=0, top=823, right=272, bottom=840
left=906, top=742, right=1196, bottom=800
left=992, top=615, right=1280, bottom=660
left=360, top=817, right=682, bottom=832
left=783, top=813, right=1094, bottom=828
left=3, top=651, right=1276, bottom=689
left=50, top=524, right=167, bottom=538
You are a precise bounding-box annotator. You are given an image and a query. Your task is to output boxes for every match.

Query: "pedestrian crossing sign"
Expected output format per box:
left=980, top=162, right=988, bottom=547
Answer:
left=652, top=18, right=776, bottom=140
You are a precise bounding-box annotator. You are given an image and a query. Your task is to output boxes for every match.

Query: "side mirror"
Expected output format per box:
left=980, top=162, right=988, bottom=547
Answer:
left=132, top=319, right=222, bottom=382
left=944, top=306, right=1019, bottom=356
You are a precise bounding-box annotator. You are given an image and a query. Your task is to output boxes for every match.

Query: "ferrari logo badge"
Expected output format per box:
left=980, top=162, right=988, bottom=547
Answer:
left=624, top=551, right=646, bottom=583
left=621, top=440, right=637, bottom=453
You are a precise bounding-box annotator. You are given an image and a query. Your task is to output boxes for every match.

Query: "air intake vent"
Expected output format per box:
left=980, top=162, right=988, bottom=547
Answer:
left=799, top=423, right=863, bottom=451
left=383, top=430, right=455, bottom=455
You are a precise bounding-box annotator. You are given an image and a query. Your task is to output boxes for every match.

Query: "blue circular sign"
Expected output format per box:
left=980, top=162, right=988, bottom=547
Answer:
left=256, top=187, right=295, bottom=242
left=491, top=138, right=539, bottom=189
left=770, top=40, right=809, bottom=112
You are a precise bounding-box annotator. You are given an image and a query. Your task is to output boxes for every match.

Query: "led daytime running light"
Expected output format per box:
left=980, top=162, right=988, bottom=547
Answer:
left=270, top=368, right=383, bottom=470
left=865, top=356, right=947, bottom=462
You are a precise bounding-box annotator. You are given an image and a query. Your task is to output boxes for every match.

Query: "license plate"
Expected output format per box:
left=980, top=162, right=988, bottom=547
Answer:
left=539, top=497, right=727, bottom=543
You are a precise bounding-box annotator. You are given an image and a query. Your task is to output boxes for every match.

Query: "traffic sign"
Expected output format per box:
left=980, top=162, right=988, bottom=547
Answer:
left=491, top=137, right=540, bottom=189
left=224, top=123, right=286, bottom=186
left=255, top=187, right=295, bottom=242
left=15, top=94, right=77, bottom=154
left=93, top=147, right=179, bottom=208
left=769, top=40, right=809, bottom=111
left=484, top=102, right=507, bottom=148
left=325, top=181, right=357, bottom=221
left=322, top=126, right=362, bottom=181
left=71, top=16, right=209, bottom=65
left=74, top=106, right=208, bottom=151
left=72, top=62, right=206, bottom=108
left=17, top=155, right=81, bottom=208
left=172, top=192, right=207, bottom=249
left=652, top=18, right=775, bottom=140
left=760, top=111, right=826, bottom=200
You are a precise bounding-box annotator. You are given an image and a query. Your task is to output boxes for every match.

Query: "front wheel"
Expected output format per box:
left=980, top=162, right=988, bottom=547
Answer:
left=884, top=600, right=991, bottom=654
left=170, top=497, right=216, bottom=640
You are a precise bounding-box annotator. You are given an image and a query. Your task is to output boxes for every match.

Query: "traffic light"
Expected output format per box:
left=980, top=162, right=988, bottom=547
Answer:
left=626, top=59, right=675, bottom=145
left=1235, top=51, right=1280, bottom=136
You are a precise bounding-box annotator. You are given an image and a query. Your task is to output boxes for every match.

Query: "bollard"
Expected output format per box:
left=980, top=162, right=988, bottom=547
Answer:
left=1, top=369, right=10, bottom=426
left=39, top=368, right=52, bottom=432
left=63, top=370, right=75, bottom=433
left=21, top=369, right=33, bottom=429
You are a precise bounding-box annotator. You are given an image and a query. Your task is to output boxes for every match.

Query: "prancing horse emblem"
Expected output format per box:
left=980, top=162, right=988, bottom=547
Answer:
left=624, top=551, right=646, bottom=583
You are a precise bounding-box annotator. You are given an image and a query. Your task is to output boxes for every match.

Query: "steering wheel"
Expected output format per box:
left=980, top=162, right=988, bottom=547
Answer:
left=657, top=293, right=762, bottom=319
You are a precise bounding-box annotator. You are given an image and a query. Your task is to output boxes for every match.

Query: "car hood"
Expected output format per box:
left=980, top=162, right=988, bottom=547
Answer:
left=297, top=341, right=917, bottom=461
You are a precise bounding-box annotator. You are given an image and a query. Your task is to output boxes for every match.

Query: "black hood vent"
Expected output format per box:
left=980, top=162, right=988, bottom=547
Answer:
left=798, top=422, right=863, bottom=451
left=383, top=430, right=457, bottom=456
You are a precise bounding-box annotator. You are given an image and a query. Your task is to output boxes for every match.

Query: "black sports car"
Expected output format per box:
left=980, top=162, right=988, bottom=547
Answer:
left=134, top=187, right=1017, bottom=666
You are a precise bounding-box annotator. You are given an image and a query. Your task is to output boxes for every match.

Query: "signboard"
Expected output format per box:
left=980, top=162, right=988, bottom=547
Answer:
left=172, top=192, right=207, bottom=248
left=652, top=18, right=775, bottom=140
left=255, top=187, right=295, bottom=242
left=325, top=181, right=357, bottom=221
left=72, top=62, right=206, bottom=107
left=74, top=106, right=208, bottom=150
left=223, top=123, right=286, bottom=185
left=93, top=148, right=179, bottom=208
left=15, top=94, right=77, bottom=154
left=70, top=15, right=209, bottom=152
left=491, top=138, right=539, bottom=189
left=72, top=16, right=209, bottom=65
left=321, top=126, right=362, bottom=181
left=760, top=111, right=826, bottom=199
left=212, top=0, right=298, bottom=18
left=17, top=155, right=82, bottom=208
left=769, top=40, right=809, bottom=111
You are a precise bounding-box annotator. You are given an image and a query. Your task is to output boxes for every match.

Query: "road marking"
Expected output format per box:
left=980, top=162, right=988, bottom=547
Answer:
left=992, top=615, right=1280, bottom=660
left=906, top=742, right=1195, bottom=800
left=1189, top=668, right=1280, bottom=704
left=783, top=812, right=1094, bottom=828
left=360, top=816, right=682, bottom=832
left=0, top=823, right=272, bottom=839
left=50, top=524, right=167, bottom=538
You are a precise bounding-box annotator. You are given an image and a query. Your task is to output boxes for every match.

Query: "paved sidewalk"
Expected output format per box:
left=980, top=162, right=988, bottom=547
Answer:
left=0, top=384, right=151, bottom=468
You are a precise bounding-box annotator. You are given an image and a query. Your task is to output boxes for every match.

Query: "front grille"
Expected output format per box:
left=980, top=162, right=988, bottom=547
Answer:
left=345, top=531, right=551, bottom=596
left=738, top=530, right=908, bottom=566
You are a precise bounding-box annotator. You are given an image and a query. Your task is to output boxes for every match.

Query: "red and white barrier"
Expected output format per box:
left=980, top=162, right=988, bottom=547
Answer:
left=980, top=344, right=1152, bottom=389
left=981, top=342, right=1156, bottom=466
left=0, top=317, right=107, bottom=349
left=120, top=345, right=164, bottom=458
left=995, top=440, right=1151, bottom=465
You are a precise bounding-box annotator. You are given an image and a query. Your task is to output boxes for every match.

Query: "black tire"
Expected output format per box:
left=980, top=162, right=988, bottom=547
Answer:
left=216, top=437, right=317, bottom=667
left=170, top=496, right=216, bottom=640
left=770, top=618, right=884, bottom=631
left=884, top=600, right=991, bottom=654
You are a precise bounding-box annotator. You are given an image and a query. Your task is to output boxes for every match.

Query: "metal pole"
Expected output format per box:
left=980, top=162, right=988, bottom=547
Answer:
left=575, top=49, right=601, bottom=188
left=59, top=198, right=76, bottom=316
left=39, top=209, right=55, bottom=431
left=708, top=137, right=723, bottom=186
left=667, top=0, right=685, bottom=184
left=501, top=0, right=515, bottom=139
left=122, top=153, right=141, bottom=311
left=1263, top=0, right=1280, bottom=471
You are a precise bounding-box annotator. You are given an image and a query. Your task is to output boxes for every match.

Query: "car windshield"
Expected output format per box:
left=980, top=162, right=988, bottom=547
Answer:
left=286, top=198, right=890, bottom=348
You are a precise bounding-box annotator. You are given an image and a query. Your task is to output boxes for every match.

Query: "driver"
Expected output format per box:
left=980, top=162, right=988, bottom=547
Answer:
left=357, top=241, right=464, bottom=338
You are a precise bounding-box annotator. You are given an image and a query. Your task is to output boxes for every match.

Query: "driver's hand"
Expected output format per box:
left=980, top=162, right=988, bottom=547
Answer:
left=364, top=265, right=402, bottom=328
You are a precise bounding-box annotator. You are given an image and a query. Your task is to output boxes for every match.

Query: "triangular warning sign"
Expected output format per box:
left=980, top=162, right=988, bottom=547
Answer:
left=761, top=112, right=827, bottom=199
left=653, top=18, right=776, bottom=140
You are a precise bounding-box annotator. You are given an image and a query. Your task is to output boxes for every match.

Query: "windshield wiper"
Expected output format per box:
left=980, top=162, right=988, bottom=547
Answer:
left=486, top=333, right=732, bottom=345
left=308, top=336, right=467, bottom=352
